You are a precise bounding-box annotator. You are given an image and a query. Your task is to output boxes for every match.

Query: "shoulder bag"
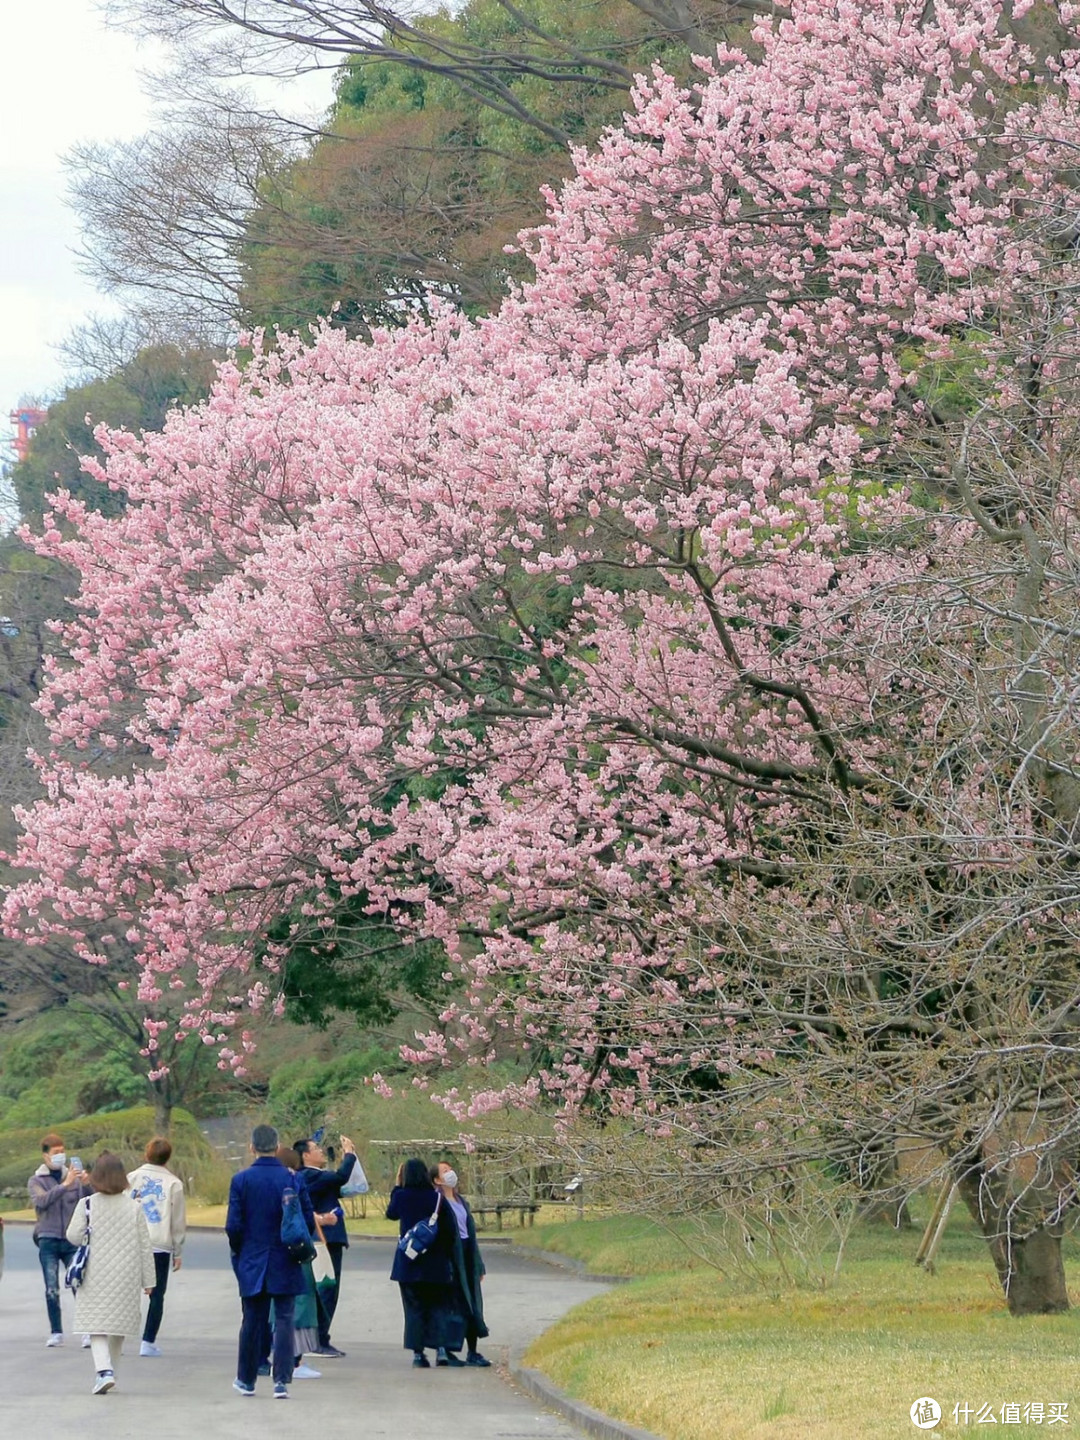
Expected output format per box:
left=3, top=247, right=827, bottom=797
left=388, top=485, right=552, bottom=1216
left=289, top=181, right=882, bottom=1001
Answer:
left=281, top=1186, right=316, bottom=1264
left=397, top=1191, right=442, bottom=1261
left=65, top=1196, right=93, bottom=1290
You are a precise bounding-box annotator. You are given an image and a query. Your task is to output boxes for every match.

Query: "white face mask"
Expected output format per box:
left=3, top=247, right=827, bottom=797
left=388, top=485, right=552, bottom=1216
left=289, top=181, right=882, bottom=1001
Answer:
left=48, top=1153, right=66, bottom=1171
left=441, top=1170, right=458, bottom=1189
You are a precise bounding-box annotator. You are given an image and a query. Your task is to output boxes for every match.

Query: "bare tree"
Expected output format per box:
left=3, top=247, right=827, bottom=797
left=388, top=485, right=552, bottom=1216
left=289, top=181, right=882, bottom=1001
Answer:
left=66, top=102, right=295, bottom=334
left=107, top=1, right=748, bottom=145
left=57, top=312, right=223, bottom=383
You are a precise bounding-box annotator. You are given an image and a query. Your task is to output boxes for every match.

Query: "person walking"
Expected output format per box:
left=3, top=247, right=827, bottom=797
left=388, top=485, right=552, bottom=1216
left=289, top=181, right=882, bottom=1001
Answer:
left=28, top=1131, right=93, bottom=1346
left=128, top=1136, right=187, bottom=1356
left=387, top=1157, right=464, bottom=1368
left=226, top=1124, right=315, bottom=1400
left=293, top=1133, right=362, bottom=1358
left=431, top=1161, right=491, bottom=1366
left=65, top=1151, right=156, bottom=1395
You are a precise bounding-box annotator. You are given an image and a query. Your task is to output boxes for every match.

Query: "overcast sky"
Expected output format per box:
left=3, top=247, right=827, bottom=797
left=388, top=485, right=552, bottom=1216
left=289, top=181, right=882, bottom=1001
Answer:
left=0, top=1, right=331, bottom=456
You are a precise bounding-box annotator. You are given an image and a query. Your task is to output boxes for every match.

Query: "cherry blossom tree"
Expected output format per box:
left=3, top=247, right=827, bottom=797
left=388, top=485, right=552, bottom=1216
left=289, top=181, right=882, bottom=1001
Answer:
left=9, top=0, right=1080, bottom=1311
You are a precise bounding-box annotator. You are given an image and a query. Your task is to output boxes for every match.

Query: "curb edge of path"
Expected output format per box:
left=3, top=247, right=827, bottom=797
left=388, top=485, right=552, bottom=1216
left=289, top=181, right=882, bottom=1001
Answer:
left=510, top=1359, right=665, bottom=1440
left=505, top=1243, right=631, bottom=1285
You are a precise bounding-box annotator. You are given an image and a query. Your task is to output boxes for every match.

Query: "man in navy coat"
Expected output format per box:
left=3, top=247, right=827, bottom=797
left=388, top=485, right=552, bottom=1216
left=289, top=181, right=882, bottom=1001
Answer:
left=226, top=1124, right=315, bottom=1398
left=293, top=1133, right=362, bottom=1358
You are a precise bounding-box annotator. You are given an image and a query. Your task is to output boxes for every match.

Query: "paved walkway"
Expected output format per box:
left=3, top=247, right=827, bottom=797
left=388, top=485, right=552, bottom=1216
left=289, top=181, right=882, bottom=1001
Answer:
left=0, top=1225, right=606, bottom=1438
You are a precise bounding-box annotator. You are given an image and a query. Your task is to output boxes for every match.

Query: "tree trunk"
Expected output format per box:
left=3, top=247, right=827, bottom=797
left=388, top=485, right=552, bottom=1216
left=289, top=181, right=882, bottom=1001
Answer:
left=151, top=1089, right=173, bottom=1136
left=955, top=1160, right=1070, bottom=1316
left=998, top=1227, right=1070, bottom=1316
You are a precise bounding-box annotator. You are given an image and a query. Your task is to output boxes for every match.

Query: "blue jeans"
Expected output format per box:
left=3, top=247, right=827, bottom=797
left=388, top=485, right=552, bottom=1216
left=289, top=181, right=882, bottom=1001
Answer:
left=37, top=1237, right=77, bottom=1334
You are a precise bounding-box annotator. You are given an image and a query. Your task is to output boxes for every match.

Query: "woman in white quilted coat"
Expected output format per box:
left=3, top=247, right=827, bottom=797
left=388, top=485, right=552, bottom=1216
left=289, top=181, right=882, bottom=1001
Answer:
left=65, top=1151, right=156, bottom=1394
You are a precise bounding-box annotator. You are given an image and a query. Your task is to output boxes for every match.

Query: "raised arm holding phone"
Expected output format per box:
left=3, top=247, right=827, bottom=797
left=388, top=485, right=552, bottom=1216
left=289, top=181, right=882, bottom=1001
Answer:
left=293, top=1133, right=364, bottom=1359
left=28, top=1132, right=94, bottom=1346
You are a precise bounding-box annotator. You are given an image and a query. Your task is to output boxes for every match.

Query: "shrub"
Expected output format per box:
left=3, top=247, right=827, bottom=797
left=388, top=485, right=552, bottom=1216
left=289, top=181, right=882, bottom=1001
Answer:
left=0, top=1105, right=222, bottom=1202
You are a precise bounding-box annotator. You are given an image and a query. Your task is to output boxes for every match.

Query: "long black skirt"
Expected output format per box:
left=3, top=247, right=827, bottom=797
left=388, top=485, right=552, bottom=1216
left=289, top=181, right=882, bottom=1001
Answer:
left=398, top=1280, right=464, bottom=1352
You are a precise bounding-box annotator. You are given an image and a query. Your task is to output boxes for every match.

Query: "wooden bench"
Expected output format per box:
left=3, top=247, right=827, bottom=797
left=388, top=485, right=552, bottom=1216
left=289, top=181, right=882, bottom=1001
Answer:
left=471, top=1201, right=541, bottom=1231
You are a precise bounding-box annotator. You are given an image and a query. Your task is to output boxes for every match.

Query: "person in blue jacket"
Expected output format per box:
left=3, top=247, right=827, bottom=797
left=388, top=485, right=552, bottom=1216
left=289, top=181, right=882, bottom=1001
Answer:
left=292, top=1133, right=362, bottom=1358
left=226, top=1124, right=315, bottom=1399
left=387, top=1157, right=464, bottom=1367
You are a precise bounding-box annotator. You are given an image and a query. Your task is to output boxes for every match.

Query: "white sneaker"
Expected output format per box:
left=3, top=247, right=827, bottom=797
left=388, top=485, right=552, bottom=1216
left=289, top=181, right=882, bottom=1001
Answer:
left=139, top=1341, right=161, bottom=1357
left=292, top=1364, right=321, bottom=1379
left=46, top=1333, right=63, bottom=1347
left=82, top=1334, right=92, bottom=1349
left=92, top=1371, right=115, bottom=1395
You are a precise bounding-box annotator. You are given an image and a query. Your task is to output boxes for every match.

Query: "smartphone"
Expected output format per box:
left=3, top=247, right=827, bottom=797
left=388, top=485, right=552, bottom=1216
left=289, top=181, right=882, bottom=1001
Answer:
left=70, top=1157, right=83, bottom=1171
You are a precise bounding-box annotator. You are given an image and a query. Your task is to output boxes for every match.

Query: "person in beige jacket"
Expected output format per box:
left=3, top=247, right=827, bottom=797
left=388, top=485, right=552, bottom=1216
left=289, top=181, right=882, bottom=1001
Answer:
left=128, top=1136, right=187, bottom=1356
left=66, top=1151, right=155, bottom=1395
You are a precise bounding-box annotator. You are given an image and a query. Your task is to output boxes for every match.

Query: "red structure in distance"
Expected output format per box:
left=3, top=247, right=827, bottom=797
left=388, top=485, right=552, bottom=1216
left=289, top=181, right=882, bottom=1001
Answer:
left=10, top=406, right=46, bottom=462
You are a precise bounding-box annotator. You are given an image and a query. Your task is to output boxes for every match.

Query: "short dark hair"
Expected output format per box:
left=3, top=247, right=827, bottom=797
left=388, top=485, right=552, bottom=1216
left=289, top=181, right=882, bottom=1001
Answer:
left=401, top=1157, right=433, bottom=1188
left=292, top=1138, right=313, bottom=1158
left=146, top=1136, right=172, bottom=1166
left=90, top=1151, right=128, bottom=1195
left=252, top=1124, right=279, bottom=1155
left=41, top=1132, right=64, bottom=1153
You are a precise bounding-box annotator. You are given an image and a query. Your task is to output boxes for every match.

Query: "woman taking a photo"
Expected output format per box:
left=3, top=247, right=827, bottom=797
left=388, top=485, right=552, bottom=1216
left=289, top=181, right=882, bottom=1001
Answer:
left=387, top=1157, right=463, bottom=1367
left=65, top=1151, right=155, bottom=1394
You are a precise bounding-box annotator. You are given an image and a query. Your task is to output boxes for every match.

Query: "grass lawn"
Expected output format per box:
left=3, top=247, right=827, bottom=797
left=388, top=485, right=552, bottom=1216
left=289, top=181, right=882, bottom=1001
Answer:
left=0, top=1201, right=403, bottom=1235
left=186, top=1203, right=402, bottom=1236
left=517, top=1210, right=1080, bottom=1438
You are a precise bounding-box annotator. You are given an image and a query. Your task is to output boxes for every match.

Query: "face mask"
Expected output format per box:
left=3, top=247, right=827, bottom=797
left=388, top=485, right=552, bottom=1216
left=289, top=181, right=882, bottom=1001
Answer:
left=49, top=1153, right=66, bottom=1170
left=441, top=1170, right=458, bottom=1189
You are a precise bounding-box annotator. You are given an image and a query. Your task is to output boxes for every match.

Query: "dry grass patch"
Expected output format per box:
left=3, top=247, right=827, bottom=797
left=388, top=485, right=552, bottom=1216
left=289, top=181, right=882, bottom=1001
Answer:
left=524, top=1220, right=1080, bottom=1438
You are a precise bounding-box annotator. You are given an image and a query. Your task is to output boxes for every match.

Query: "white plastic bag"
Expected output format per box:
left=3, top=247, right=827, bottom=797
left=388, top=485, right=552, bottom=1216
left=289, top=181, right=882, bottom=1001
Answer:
left=340, top=1157, right=369, bottom=1196
left=312, top=1240, right=335, bottom=1285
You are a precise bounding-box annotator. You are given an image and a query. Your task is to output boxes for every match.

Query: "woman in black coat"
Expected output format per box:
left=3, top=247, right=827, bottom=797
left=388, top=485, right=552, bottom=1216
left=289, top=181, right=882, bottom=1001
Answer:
left=386, top=1158, right=465, bottom=1367
left=431, top=1161, right=490, bottom=1366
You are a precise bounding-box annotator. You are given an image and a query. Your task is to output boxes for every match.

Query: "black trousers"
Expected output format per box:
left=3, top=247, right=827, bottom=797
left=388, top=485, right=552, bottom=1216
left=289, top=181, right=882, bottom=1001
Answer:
left=143, top=1252, right=172, bottom=1343
left=315, top=1243, right=345, bottom=1347
left=398, top=1281, right=463, bottom=1353
left=237, top=1291, right=295, bottom=1387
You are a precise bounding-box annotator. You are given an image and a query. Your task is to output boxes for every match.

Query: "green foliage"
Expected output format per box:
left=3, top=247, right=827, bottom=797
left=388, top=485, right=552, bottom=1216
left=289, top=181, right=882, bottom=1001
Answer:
left=12, top=344, right=217, bottom=528
left=240, top=0, right=700, bottom=336
left=0, top=535, right=70, bottom=763
left=900, top=330, right=995, bottom=420
left=268, top=884, right=453, bottom=1031
left=0, top=1013, right=152, bottom=1130
left=0, top=1007, right=240, bottom=1133
left=0, top=1104, right=211, bottom=1199
left=267, top=1043, right=400, bottom=1135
